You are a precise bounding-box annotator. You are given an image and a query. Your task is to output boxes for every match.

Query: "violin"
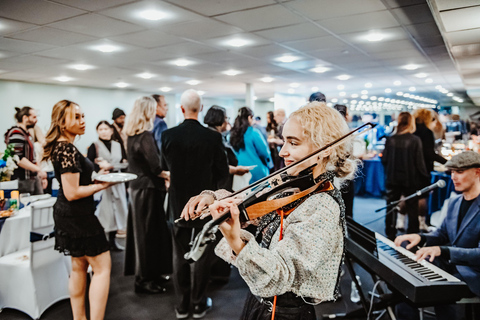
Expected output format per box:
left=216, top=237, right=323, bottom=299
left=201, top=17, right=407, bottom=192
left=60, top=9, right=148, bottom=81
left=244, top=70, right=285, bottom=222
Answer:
left=183, top=122, right=376, bottom=262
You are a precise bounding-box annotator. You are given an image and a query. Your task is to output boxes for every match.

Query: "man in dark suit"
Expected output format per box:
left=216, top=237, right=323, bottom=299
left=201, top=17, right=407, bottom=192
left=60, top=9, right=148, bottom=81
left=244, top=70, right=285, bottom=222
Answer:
left=160, top=89, right=229, bottom=319
left=395, top=151, right=480, bottom=320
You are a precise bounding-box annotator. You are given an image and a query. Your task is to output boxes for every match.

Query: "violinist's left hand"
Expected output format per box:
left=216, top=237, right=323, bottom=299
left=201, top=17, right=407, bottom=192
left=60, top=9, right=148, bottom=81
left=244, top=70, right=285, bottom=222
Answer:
left=209, top=198, right=246, bottom=255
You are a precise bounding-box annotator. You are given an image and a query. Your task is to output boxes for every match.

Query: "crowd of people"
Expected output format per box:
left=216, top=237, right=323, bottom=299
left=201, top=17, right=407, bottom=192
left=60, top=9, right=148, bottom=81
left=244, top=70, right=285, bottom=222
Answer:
left=3, top=89, right=480, bottom=320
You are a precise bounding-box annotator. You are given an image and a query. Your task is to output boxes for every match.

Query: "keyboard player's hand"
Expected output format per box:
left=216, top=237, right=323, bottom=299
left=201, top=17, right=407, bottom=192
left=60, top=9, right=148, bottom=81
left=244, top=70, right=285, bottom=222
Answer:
left=394, top=234, right=421, bottom=250
left=415, top=246, right=441, bottom=262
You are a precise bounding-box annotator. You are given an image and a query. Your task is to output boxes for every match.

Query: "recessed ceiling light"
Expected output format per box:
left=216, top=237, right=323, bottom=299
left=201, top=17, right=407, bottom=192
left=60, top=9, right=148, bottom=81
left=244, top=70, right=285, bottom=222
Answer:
left=351, top=94, right=359, bottom=98
left=276, top=55, right=300, bottom=63
left=404, top=93, right=411, bottom=98
left=425, top=78, right=433, bottom=83
left=173, top=59, right=192, bottom=67
left=447, top=93, right=453, bottom=97
left=393, top=80, right=402, bottom=86
left=385, top=88, right=392, bottom=93
left=223, top=69, right=241, bottom=76
left=370, top=96, right=377, bottom=100
left=287, top=88, right=295, bottom=94
left=160, top=87, right=172, bottom=92
left=409, top=87, right=416, bottom=92
left=337, top=74, right=351, bottom=81
left=366, top=33, right=384, bottom=42
left=361, top=95, right=368, bottom=99
left=311, top=66, right=329, bottom=73
left=331, top=98, right=338, bottom=103
left=458, top=99, right=464, bottom=103
left=253, top=96, right=258, bottom=101
left=435, top=85, right=443, bottom=90
left=397, top=92, right=404, bottom=96
left=415, top=73, right=427, bottom=78
left=71, top=64, right=93, bottom=71
left=290, top=83, right=300, bottom=88
left=225, top=39, right=250, bottom=47
left=365, top=82, right=372, bottom=88
left=186, top=80, right=201, bottom=85
left=339, top=92, right=346, bottom=96
left=137, top=72, right=154, bottom=79
left=197, top=90, right=205, bottom=96
left=361, top=90, right=368, bottom=95
left=311, top=86, right=319, bottom=92
left=269, top=97, right=275, bottom=102
left=403, top=64, right=419, bottom=70
left=261, top=77, right=274, bottom=83
left=337, top=85, right=345, bottom=90
left=55, top=76, right=73, bottom=82
left=139, top=10, right=166, bottom=21
left=95, top=44, right=119, bottom=53
left=343, top=99, right=348, bottom=103
left=115, top=82, right=129, bottom=88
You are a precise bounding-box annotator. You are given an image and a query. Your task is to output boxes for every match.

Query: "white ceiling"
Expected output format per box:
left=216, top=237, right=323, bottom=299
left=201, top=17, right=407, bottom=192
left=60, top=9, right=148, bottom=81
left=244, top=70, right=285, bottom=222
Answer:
left=0, top=0, right=477, bottom=107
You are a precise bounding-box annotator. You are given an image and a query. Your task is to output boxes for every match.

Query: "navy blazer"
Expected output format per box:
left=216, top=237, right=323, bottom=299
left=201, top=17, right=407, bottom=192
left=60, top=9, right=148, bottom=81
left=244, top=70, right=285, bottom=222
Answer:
left=424, top=193, right=480, bottom=296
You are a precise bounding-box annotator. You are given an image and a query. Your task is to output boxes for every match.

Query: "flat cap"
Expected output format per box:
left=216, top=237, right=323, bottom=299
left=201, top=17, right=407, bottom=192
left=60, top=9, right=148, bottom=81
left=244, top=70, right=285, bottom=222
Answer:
left=445, top=151, right=480, bottom=170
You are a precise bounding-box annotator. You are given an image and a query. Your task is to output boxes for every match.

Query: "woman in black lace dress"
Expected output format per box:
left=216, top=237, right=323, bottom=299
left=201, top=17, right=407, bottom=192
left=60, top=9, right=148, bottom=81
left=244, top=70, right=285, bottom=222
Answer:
left=43, top=100, right=115, bottom=320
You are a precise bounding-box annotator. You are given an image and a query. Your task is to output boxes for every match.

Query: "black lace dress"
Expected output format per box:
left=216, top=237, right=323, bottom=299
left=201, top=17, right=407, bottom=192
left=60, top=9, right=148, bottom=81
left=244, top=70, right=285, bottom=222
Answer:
left=51, top=141, right=109, bottom=257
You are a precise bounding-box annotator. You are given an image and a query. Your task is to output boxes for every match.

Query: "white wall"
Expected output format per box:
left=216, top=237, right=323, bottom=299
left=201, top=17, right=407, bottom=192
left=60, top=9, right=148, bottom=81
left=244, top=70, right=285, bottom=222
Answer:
left=0, top=80, right=181, bottom=153
left=0, top=80, right=275, bottom=154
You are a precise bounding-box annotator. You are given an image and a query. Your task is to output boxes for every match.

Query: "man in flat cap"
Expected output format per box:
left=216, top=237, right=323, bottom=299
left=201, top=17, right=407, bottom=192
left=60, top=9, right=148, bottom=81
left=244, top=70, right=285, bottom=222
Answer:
left=112, top=107, right=127, bottom=156
left=395, top=151, right=480, bottom=319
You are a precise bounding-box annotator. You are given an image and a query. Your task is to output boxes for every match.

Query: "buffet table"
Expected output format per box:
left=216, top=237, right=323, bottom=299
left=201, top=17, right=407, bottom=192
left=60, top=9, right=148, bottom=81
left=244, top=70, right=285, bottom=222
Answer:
left=355, top=158, right=385, bottom=197
left=0, top=206, right=31, bottom=258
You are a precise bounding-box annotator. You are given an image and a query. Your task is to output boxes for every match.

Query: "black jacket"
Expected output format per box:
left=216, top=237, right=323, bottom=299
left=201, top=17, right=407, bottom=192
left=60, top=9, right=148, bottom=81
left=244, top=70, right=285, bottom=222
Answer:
left=382, top=133, right=429, bottom=189
left=414, top=123, right=447, bottom=174
left=161, top=119, right=229, bottom=227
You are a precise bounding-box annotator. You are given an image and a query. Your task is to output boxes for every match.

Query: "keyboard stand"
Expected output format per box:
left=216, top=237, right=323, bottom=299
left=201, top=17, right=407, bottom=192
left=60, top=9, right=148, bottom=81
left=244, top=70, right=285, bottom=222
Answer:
left=321, top=252, right=399, bottom=320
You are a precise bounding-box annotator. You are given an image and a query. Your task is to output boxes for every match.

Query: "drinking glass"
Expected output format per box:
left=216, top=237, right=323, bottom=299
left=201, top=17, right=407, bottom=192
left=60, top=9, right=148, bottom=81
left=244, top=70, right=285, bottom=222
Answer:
left=19, top=193, right=31, bottom=208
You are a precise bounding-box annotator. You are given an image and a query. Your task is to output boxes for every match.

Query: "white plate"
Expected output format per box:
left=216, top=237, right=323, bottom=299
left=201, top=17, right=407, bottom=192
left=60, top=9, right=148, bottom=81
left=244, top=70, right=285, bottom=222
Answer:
left=95, top=173, right=137, bottom=183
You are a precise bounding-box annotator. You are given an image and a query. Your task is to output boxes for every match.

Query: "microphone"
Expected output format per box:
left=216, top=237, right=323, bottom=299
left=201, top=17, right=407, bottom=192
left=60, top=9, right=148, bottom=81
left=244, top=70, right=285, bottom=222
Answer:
left=415, top=180, right=446, bottom=197
left=375, top=180, right=446, bottom=212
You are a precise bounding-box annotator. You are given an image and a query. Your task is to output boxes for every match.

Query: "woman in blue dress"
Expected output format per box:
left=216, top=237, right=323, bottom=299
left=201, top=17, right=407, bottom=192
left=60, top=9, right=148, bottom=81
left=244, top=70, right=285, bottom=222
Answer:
left=229, top=107, right=272, bottom=183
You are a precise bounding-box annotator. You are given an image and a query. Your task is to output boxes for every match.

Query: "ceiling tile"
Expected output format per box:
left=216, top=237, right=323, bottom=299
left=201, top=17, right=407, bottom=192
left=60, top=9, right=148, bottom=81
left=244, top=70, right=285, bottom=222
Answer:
left=161, top=19, right=243, bottom=40
left=8, top=27, right=96, bottom=46
left=110, top=30, right=184, bottom=48
left=0, top=38, right=55, bottom=54
left=48, top=13, right=144, bottom=37
left=0, top=18, right=36, bottom=36
left=49, top=0, right=136, bottom=11
left=215, top=5, right=305, bottom=32
left=153, top=42, right=218, bottom=56
left=0, top=0, right=85, bottom=25
left=99, top=0, right=204, bottom=28
left=283, top=36, right=347, bottom=52
left=164, top=0, right=275, bottom=17
left=439, top=6, right=480, bottom=32
left=286, top=0, right=387, bottom=20
left=436, top=0, right=480, bottom=11
left=318, top=10, right=400, bottom=34
left=383, top=0, right=425, bottom=9
left=237, top=44, right=296, bottom=59
left=357, top=39, right=420, bottom=54
left=0, top=50, right=22, bottom=59
left=445, top=28, right=480, bottom=46
left=254, top=23, right=328, bottom=43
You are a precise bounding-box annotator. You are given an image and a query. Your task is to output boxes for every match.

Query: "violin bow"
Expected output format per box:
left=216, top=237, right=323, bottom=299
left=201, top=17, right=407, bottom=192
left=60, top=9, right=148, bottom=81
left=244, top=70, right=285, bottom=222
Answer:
left=184, top=122, right=376, bottom=261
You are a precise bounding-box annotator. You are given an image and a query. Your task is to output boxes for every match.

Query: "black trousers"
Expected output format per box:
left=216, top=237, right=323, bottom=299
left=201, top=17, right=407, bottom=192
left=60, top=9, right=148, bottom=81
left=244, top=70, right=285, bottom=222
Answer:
left=341, top=179, right=355, bottom=219
left=171, top=225, right=216, bottom=307
left=385, top=186, right=419, bottom=240
left=239, top=292, right=316, bottom=320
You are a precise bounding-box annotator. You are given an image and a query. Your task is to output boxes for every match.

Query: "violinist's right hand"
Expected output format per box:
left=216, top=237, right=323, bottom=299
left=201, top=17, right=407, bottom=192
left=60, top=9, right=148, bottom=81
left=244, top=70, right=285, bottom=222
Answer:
left=181, top=193, right=215, bottom=221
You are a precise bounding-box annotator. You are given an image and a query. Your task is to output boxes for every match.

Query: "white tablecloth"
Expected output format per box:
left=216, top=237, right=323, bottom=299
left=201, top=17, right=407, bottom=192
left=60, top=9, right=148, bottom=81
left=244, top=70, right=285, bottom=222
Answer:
left=0, top=207, right=31, bottom=257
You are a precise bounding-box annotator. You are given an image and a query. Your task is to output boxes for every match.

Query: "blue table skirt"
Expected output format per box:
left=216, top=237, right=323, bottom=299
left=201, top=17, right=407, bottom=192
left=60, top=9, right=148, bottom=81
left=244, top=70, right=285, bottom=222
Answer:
left=355, top=158, right=385, bottom=197
left=428, top=171, right=458, bottom=216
